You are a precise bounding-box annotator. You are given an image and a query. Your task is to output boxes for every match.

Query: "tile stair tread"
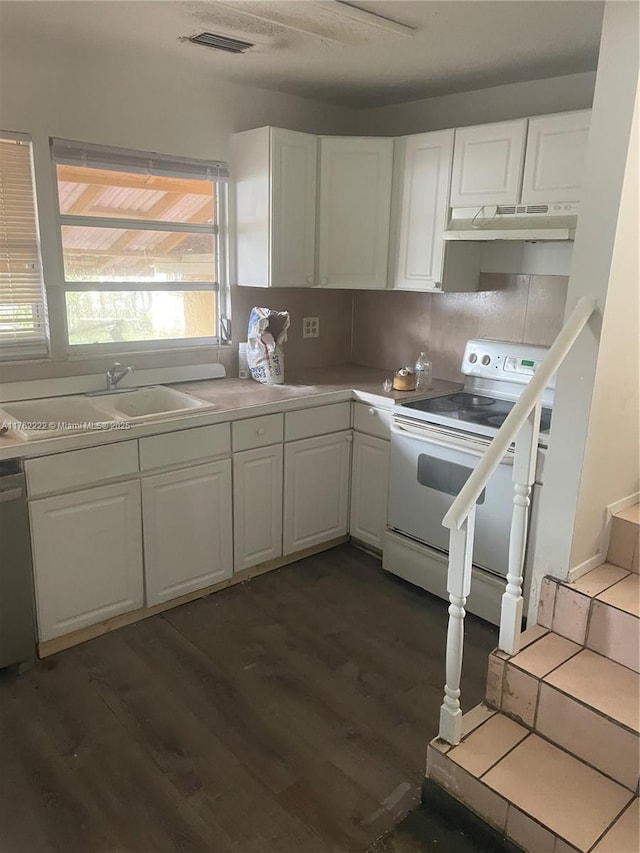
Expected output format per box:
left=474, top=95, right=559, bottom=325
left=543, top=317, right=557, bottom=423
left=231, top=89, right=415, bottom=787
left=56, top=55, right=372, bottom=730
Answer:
left=543, top=649, right=640, bottom=734
left=481, top=732, right=633, bottom=852
left=595, top=572, right=640, bottom=617
left=508, top=631, right=581, bottom=678
left=591, top=797, right=639, bottom=852
left=571, top=563, right=630, bottom=598
left=448, top=713, right=529, bottom=778
left=615, top=504, right=640, bottom=525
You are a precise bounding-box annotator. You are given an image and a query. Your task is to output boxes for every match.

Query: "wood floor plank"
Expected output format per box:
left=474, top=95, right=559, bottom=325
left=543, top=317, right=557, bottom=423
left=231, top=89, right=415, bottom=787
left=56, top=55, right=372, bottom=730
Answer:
left=0, top=544, right=497, bottom=853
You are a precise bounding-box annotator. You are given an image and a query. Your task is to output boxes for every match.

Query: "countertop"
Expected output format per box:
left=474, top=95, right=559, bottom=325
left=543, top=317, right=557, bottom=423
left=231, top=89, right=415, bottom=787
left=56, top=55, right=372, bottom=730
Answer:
left=0, top=364, right=461, bottom=461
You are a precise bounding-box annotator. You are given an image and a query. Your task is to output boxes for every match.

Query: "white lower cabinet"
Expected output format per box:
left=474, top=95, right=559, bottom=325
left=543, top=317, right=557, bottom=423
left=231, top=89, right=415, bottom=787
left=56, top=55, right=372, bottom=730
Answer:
left=233, top=444, right=283, bottom=572
left=283, top=431, right=352, bottom=555
left=142, top=460, right=233, bottom=606
left=30, top=480, right=144, bottom=642
left=350, top=432, right=390, bottom=552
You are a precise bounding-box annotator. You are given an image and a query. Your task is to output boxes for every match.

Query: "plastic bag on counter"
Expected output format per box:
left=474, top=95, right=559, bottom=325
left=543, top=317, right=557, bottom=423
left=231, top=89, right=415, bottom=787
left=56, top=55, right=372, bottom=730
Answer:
left=246, top=307, right=290, bottom=385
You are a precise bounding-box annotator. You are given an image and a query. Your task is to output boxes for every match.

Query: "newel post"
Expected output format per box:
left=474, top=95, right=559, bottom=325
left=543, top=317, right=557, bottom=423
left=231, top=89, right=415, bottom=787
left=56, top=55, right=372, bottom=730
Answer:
left=439, top=504, right=476, bottom=745
left=499, top=404, right=541, bottom=656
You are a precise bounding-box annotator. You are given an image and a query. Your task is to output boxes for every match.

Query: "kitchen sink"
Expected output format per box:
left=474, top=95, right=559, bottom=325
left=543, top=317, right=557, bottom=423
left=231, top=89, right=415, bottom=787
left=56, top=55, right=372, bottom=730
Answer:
left=0, top=385, right=214, bottom=441
left=93, top=385, right=213, bottom=421
left=0, top=395, right=122, bottom=440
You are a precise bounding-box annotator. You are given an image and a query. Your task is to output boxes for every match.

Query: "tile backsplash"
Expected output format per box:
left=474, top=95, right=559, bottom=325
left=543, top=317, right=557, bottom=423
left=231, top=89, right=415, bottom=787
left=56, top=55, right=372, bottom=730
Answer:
left=351, top=274, right=569, bottom=382
left=231, top=285, right=353, bottom=374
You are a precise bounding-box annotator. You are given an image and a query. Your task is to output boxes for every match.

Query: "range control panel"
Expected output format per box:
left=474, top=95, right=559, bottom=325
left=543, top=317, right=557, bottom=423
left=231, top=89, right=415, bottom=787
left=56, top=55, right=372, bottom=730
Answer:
left=462, top=339, right=555, bottom=387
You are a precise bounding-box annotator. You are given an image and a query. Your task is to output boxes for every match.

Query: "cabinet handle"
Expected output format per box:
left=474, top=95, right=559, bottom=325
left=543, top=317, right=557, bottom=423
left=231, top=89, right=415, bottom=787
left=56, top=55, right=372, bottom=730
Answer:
left=320, top=277, right=328, bottom=285
left=257, top=427, right=265, bottom=436
left=346, top=434, right=353, bottom=442
left=368, top=407, right=377, bottom=416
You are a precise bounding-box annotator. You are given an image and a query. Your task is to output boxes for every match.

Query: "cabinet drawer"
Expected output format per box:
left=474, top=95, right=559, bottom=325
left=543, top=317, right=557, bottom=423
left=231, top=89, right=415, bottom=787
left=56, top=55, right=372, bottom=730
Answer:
left=285, top=402, right=351, bottom=442
left=353, top=403, right=392, bottom=440
left=26, top=440, right=139, bottom=498
left=139, top=423, right=230, bottom=471
left=232, top=413, right=283, bottom=452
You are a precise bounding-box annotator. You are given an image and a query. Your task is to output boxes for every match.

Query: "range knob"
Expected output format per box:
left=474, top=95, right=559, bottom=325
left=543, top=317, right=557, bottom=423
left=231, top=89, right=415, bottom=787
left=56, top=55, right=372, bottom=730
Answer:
left=481, top=355, right=491, bottom=366
left=468, top=352, right=478, bottom=364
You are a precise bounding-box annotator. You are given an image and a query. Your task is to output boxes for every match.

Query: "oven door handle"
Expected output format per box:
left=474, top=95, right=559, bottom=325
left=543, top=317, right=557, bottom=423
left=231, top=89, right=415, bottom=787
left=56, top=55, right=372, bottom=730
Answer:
left=391, top=418, right=514, bottom=464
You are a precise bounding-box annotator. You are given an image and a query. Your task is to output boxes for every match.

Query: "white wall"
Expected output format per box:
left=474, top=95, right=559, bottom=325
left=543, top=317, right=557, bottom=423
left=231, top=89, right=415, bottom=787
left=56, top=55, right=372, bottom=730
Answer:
left=355, top=71, right=596, bottom=135
left=0, top=32, right=355, bottom=380
left=569, top=89, right=640, bottom=569
left=526, top=1, right=639, bottom=619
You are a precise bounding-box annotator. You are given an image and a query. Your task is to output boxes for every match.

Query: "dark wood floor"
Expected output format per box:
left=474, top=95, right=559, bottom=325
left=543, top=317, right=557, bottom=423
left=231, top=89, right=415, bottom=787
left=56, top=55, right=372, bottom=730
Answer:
left=0, top=544, right=496, bottom=853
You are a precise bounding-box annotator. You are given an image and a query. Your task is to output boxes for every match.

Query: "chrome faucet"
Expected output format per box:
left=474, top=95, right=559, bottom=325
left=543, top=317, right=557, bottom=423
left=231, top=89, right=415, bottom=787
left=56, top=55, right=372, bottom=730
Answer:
left=106, top=362, right=134, bottom=391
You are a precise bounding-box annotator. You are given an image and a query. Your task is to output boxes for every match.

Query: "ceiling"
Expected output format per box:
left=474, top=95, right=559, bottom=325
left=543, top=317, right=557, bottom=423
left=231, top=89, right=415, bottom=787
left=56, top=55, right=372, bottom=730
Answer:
left=1, top=1, right=604, bottom=108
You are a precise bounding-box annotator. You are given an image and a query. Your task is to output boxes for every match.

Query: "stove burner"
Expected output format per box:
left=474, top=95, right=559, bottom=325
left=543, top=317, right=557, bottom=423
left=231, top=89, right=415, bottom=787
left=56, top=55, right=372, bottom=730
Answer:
left=425, top=398, right=459, bottom=413
left=449, top=393, right=496, bottom=408
left=487, top=414, right=508, bottom=428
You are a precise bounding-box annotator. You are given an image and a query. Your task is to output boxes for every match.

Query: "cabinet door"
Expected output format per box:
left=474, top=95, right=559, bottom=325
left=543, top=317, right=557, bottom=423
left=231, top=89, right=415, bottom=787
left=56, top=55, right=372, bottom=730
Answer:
left=393, top=130, right=454, bottom=290
left=450, top=119, right=527, bottom=207
left=30, top=480, right=143, bottom=642
left=233, top=444, right=283, bottom=572
left=521, top=110, right=591, bottom=204
left=142, top=461, right=232, bottom=606
left=271, top=128, right=318, bottom=287
left=350, top=432, right=390, bottom=552
left=317, top=137, right=393, bottom=289
left=283, top=431, right=352, bottom=555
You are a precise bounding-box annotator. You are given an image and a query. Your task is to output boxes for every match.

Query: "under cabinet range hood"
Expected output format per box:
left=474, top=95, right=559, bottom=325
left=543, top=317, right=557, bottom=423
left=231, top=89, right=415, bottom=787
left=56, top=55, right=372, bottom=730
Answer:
left=444, top=203, right=579, bottom=241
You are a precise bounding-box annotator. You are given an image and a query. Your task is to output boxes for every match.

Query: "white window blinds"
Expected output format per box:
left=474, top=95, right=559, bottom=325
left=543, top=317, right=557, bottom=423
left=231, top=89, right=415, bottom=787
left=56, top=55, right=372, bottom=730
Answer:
left=51, top=138, right=229, bottom=181
left=0, top=133, right=49, bottom=360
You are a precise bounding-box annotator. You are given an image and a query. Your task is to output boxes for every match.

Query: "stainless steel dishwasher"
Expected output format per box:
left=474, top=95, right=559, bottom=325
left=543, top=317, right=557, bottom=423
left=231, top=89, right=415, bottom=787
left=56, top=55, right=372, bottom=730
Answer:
left=0, top=460, right=36, bottom=671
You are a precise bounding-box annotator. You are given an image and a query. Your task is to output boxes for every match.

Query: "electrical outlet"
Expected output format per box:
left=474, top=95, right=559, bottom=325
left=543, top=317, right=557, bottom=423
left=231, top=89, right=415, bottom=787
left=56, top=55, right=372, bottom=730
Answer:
left=303, top=317, right=320, bottom=338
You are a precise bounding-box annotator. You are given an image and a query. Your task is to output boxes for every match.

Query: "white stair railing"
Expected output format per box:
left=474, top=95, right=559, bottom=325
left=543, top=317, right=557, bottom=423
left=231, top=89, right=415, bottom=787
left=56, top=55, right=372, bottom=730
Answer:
left=438, top=296, right=597, bottom=746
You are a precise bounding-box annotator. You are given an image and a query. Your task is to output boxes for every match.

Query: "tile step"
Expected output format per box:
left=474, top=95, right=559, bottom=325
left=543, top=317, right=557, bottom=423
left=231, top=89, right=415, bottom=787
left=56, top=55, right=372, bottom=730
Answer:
left=537, top=565, right=639, bottom=672
left=607, top=505, right=639, bottom=573
left=486, top=631, right=639, bottom=790
left=428, top=711, right=637, bottom=853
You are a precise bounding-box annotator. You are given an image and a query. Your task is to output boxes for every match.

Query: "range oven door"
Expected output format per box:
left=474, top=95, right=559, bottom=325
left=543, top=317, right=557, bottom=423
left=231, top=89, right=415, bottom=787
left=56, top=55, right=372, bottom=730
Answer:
left=388, top=417, right=515, bottom=578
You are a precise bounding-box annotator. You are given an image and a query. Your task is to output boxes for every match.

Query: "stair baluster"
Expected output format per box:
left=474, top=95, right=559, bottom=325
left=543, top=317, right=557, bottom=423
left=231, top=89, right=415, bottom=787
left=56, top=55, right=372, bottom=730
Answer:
left=439, top=505, right=476, bottom=746
left=499, top=403, right=541, bottom=656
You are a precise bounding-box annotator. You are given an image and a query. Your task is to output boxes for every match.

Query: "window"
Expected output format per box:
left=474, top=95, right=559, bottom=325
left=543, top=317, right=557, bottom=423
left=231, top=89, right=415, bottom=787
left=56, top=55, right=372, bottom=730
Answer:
left=52, top=139, right=228, bottom=352
left=0, top=133, right=49, bottom=361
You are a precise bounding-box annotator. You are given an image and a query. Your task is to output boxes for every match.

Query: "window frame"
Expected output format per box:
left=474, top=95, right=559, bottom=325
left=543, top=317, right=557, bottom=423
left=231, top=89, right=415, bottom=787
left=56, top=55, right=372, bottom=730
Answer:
left=0, top=130, right=50, bottom=363
left=51, top=139, right=229, bottom=356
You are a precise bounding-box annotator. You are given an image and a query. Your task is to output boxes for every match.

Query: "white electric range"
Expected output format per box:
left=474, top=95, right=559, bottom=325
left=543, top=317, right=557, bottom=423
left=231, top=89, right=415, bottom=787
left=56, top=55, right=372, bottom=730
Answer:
left=384, top=339, right=554, bottom=625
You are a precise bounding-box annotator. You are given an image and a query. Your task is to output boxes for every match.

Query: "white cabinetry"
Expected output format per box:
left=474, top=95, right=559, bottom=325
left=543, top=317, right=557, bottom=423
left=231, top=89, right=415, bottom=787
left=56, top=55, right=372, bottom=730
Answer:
left=350, top=432, right=390, bottom=552
left=283, top=431, right=352, bottom=555
left=317, top=137, right=393, bottom=289
left=451, top=111, right=591, bottom=209
left=142, top=461, right=233, bottom=606
left=450, top=119, right=528, bottom=208
left=391, top=130, right=481, bottom=292
left=232, top=414, right=284, bottom=573
left=234, top=127, right=317, bottom=287
left=30, top=480, right=143, bottom=641
left=350, top=403, right=391, bottom=552
left=521, top=110, right=591, bottom=204
left=233, top=445, right=283, bottom=572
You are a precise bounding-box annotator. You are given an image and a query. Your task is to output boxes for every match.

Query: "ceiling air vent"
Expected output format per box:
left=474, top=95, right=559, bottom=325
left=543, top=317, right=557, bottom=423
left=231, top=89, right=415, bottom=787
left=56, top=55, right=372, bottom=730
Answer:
left=188, top=32, right=254, bottom=54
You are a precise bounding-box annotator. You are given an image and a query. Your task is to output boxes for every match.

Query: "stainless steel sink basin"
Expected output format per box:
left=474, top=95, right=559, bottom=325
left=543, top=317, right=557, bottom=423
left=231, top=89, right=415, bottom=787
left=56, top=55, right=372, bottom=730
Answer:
left=92, top=386, right=213, bottom=421
left=0, top=385, right=214, bottom=441
left=0, top=395, right=121, bottom=440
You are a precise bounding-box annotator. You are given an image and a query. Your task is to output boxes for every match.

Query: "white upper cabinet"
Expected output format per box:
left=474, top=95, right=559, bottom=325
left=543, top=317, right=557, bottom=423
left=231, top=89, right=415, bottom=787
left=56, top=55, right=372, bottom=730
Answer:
left=521, top=110, right=591, bottom=205
left=234, top=127, right=317, bottom=287
left=317, top=137, right=394, bottom=289
left=450, top=119, right=527, bottom=208
left=392, top=130, right=455, bottom=290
